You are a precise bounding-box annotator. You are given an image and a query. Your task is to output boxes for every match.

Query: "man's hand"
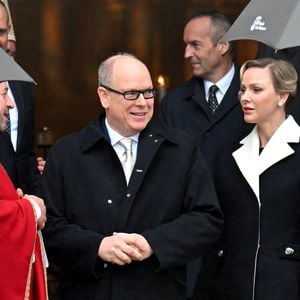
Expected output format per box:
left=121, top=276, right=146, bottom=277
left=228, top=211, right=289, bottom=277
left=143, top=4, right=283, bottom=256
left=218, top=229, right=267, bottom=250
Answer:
left=16, top=188, right=23, bottom=199
left=114, top=233, right=153, bottom=260
left=98, top=233, right=153, bottom=266
left=98, top=234, right=144, bottom=265
left=24, top=194, right=47, bottom=230
left=36, top=157, right=46, bottom=174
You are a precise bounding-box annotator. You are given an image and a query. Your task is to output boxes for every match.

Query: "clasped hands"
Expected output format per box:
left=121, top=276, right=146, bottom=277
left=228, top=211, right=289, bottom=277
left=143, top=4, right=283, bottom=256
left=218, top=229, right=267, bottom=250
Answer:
left=99, top=232, right=153, bottom=266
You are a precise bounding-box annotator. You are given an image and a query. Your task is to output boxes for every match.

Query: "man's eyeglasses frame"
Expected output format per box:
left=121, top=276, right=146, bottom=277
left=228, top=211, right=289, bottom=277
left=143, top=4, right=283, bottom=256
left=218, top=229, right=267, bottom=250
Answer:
left=100, top=84, right=157, bottom=101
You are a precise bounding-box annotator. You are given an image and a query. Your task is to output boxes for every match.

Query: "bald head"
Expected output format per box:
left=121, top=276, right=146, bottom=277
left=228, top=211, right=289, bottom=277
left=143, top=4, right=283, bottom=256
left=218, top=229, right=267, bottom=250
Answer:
left=97, top=53, right=155, bottom=136
left=98, top=53, right=151, bottom=87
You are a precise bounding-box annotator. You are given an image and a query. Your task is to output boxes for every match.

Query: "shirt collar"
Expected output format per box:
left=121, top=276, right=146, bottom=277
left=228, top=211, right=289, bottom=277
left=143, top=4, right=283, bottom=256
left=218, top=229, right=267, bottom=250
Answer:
left=105, top=118, right=139, bottom=146
left=204, top=64, right=235, bottom=98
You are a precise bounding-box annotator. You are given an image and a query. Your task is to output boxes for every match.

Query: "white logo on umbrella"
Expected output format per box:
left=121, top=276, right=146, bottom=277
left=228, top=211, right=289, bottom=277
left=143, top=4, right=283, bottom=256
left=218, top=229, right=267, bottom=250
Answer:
left=250, top=16, right=267, bottom=31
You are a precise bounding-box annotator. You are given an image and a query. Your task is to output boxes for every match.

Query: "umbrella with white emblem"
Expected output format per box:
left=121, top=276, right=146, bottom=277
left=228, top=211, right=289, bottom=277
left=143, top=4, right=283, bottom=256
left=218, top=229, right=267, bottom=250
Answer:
left=223, top=0, right=300, bottom=50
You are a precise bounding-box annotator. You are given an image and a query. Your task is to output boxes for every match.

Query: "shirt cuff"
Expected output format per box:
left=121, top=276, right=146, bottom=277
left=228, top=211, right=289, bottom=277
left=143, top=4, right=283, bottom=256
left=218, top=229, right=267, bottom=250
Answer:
left=29, top=199, right=42, bottom=220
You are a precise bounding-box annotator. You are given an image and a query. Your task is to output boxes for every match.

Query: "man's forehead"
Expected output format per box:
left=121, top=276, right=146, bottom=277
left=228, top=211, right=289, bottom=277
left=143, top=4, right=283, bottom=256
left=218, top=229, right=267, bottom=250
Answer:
left=0, top=81, right=8, bottom=88
left=0, top=4, right=8, bottom=24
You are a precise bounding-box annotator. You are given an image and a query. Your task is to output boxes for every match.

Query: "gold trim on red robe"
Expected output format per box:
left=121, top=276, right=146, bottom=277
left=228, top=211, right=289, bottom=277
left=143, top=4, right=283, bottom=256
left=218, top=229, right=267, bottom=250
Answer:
left=0, top=165, right=47, bottom=300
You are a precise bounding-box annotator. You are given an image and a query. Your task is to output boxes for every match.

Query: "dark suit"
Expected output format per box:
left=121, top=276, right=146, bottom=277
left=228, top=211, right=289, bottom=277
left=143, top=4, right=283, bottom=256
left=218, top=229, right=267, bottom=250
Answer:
left=159, top=66, right=251, bottom=172
left=41, top=114, right=223, bottom=300
left=0, top=81, right=40, bottom=193
left=159, top=66, right=252, bottom=297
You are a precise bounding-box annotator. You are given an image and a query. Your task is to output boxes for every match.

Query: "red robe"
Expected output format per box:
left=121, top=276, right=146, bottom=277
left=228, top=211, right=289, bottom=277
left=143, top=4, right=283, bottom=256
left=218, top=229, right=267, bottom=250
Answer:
left=0, top=165, right=47, bottom=300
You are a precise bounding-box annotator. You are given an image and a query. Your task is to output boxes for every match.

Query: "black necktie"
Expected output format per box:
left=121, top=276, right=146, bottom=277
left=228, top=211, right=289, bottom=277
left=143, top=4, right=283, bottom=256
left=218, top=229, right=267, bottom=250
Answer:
left=208, top=85, right=219, bottom=115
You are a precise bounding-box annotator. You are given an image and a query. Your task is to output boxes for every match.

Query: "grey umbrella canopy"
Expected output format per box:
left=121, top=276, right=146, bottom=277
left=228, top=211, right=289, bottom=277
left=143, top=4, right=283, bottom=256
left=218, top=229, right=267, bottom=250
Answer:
left=223, top=0, right=300, bottom=50
left=0, top=47, right=35, bottom=83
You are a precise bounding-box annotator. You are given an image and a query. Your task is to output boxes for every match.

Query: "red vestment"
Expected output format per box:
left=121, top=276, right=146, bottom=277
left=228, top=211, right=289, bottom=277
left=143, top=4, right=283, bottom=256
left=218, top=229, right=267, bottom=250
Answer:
left=0, top=165, right=47, bottom=299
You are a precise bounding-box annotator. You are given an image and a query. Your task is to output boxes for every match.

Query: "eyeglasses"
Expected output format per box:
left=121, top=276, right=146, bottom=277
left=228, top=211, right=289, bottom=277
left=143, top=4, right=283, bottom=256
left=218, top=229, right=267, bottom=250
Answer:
left=101, top=84, right=157, bottom=100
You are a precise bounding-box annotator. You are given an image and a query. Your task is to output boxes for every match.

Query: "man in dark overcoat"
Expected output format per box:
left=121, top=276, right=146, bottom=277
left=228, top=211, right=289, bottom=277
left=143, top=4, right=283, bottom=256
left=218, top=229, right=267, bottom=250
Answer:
left=158, top=11, right=252, bottom=298
left=159, top=11, right=251, bottom=172
left=41, top=53, right=223, bottom=300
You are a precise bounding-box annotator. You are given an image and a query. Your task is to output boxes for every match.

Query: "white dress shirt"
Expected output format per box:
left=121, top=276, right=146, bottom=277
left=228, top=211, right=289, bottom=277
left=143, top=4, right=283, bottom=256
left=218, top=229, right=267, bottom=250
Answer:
left=204, top=64, right=235, bottom=105
left=105, top=119, right=139, bottom=166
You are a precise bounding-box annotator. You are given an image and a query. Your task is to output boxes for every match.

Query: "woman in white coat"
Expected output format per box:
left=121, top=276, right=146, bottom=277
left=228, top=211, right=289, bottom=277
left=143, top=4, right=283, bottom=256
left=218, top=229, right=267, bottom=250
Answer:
left=197, top=58, right=300, bottom=300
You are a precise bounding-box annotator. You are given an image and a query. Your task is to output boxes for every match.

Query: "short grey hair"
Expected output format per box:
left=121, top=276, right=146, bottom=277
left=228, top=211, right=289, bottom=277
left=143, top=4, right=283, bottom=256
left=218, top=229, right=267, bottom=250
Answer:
left=189, top=11, right=232, bottom=46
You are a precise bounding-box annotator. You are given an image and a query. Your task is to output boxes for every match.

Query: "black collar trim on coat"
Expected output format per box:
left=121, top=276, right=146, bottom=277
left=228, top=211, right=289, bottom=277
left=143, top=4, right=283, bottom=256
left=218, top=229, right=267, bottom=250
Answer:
left=78, top=114, right=186, bottom=152
left=181, top=77, right=199, bottom=101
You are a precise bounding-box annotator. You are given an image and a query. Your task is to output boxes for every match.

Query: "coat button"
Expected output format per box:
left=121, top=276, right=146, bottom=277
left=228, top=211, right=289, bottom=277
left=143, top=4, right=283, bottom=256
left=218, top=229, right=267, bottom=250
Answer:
left=103, top=263, right=108, bottom=268
left=218, top=250, right=224, bottom=257
left=126, top=193, right=131, bottom=198
left=285, top=247, right=295, bottom=255
left=107, top=199, right=112, bottom=204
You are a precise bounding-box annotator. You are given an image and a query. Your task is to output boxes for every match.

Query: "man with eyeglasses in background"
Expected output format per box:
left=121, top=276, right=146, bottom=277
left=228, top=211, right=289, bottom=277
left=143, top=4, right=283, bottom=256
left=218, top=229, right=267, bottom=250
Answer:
left=40, top=53, right=223, bottom=300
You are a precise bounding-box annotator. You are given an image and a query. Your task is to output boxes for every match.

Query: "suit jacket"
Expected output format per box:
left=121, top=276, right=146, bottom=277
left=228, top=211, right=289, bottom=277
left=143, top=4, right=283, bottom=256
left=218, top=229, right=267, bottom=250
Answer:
left=41, top=114, right=223, bottom=300
left=0, top=81, right=40, bottom=194
left=159, top=66, right=253, bottom=298
left=197, top=116, right=300, bottom=300
left=159, top=65, right=252, bottom=172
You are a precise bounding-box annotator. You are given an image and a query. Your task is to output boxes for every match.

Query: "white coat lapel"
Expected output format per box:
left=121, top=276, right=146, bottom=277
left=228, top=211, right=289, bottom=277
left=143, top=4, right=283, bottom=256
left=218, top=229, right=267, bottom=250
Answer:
left=259, top=116, right=300, bottom=174
left=232, top=116, right=300, bottom=200
left=233, top=127, right=260, bottom=200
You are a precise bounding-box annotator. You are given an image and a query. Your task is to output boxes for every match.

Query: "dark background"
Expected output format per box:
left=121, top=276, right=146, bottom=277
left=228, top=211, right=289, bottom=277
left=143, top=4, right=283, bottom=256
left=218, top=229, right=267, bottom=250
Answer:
left=9, top=0, right=257, bottom=154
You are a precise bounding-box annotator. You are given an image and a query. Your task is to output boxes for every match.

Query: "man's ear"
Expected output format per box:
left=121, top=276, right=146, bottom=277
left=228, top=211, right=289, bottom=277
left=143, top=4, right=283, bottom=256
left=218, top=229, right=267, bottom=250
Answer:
left=218, top=41, right=230, bottom=55
left=97, top=87, right=109, bottom=109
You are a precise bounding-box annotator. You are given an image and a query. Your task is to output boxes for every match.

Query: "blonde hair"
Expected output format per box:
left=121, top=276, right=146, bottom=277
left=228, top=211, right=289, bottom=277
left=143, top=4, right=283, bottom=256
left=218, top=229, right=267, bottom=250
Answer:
left=240, top=58, right=298, bottom=103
